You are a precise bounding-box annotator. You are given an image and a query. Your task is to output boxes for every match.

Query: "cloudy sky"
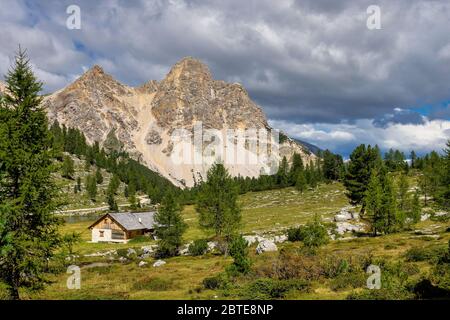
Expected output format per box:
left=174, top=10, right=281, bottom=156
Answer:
left=0, top=0, right=449, bottom=157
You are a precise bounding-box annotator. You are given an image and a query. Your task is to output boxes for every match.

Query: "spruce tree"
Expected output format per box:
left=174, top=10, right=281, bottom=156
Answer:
left=61, top=154, right=75, bottom=179
left=289, top=153, right=303, bottom=184
left=154, top=192, right=187, bottom=258
left=276, top=156, right=289, bottom=187
left=196, top=163, right=241, bottom=244
left=0, top=48, right=62, bottom=299
left=397, top=173, right=409, bottom=212
left=295, top=170, right=307, bottom=193
left=95, top=167, right=103, bottom=184
left=365, top=170, right=383, bottom=235
left=85, top=174, right=97, bottom=201
left=410, top=188, right=421, bottom=223
left=76, top=176, right=82, bottom=192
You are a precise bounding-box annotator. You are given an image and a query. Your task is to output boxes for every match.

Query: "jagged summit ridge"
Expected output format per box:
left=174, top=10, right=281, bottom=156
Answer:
left=43, top=57, right=315, bottom=187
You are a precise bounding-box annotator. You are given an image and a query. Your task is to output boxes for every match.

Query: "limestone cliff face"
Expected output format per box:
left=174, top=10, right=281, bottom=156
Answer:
left=43, top=58, right=316, bottom=187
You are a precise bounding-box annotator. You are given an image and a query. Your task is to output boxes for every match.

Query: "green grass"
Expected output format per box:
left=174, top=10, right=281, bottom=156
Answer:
left=16, top=180, right=450, bottom=300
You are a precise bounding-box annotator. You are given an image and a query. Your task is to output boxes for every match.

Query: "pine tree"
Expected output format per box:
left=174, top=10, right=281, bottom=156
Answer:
left=76, top=176, right=82, bottom=192
left=276, top=156, right=289, bottom=187
left=344, top=144, right=381, bottom=212
left=295, top=170, right=307, bottom=193
left=154, top=192, right=187, bottom=258
left=61, top=155, right=75, bottom=179
left=85, top=174, right=97, bottom=201
left=107, top=189, right=118, bottom=211
left=95, top=167, right=103, bottom=184
left=0, top=48, right=62, bottom=299
left=398, top=173, right=409, bottom=212
left=289, top=153, right=303, bottom=184
left=365, top=170, right=383, bottom=235
left=108, top=174, right=120, bottom=195
left=410, top=188, right=421, bottom=223
left=196, top=163, right=241, bottom=244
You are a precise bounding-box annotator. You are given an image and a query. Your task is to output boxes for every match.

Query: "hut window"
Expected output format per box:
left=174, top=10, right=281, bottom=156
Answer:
left=99, top=231, right=104, bottom=237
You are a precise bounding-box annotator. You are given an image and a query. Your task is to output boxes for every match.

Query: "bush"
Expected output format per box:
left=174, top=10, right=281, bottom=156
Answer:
left=287, top=227, right=303, bottom=242
left=188, top=239, right=208, bottom=256
left=255, top=249, right=323, bottom=281
left=133, top=277, right=174, bottom=291
left=203, top=273, right=230, bottom=290
left=404, top=246, right=447, bottom=263
left=242, top=278, right=309, bottom=300
left=329, top=271, right=367, bottom=291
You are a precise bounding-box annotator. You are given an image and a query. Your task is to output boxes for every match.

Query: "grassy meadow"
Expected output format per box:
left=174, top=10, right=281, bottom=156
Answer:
left=12, top=179, right=449, bottom=300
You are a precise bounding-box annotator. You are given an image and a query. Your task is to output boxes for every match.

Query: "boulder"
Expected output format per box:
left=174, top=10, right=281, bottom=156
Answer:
left=138, top=261, right=148, bottom=267
left=153, top=259, right=166, bottom=267
left=207, top=241, right=218, bottom=252
left=243, top=235, right=265, bottom=246
left=256, top=240, right=278, bottom=254
left=127, top=248, right=137, bottom=257
left=421, top=213, right=431, bottom=221
left=273, top=235, right=288, bottom=243
left=335, top=222, right=365, bottom=235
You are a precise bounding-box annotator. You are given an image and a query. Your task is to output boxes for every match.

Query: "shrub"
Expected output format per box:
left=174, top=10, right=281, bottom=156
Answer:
left=203, top=273, right=229, bottom=290
left=132, top=277, right=174, bottom=291
left=255, top=249, right=323, bottom=281
left=298, top=215, right=329, bottom=250
left=242, top=278, right=310, bottom=300
left=287, top=227, right=303, bottom=242
left=404, top=246, right=447, bottom=263
left=188, top=239, right=208, bottom=256
left=329, top=271, right=367, bottom=291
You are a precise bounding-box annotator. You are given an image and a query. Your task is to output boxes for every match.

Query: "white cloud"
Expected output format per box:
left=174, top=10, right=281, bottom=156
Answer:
left=270, top=118, right=450, bottom=156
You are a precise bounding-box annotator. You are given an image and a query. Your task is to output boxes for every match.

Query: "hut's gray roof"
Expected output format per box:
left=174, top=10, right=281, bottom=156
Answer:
left=109, top=212, right=156, bottom=231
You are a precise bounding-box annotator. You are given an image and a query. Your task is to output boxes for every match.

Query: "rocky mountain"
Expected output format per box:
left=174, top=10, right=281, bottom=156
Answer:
left=43, top=57, right=316, bottom=187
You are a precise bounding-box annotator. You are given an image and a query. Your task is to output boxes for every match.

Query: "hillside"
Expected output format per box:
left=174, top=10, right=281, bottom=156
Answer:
left=42, top=58, right=316, bottom=187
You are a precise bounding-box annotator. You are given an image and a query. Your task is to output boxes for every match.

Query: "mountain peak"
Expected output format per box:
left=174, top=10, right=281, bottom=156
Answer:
left=163, top=57, right=212, bottom=85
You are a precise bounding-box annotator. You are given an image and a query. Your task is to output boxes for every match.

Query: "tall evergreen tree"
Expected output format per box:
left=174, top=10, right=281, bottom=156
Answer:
left=85, top=174, right=97, bottom=201
left=295, top=170, right=307, bottom=193
left=344, top=144, right=381, bottom=212
left=61, top=154, right=75, bottom=179
left=289, top=153, right=304, bottom=184
left=410, top=188, right=421, bottom=223
left=0, top=48, right=62, bottom=299
left=154, top=192, right=187, bottom=257
left=397, top=173, right=409, bottom=212
left=196, top=163, right=241, bottom=243
left=95, top=167, right=103, bottom=184
left=276, top=156, right=289, bottom=187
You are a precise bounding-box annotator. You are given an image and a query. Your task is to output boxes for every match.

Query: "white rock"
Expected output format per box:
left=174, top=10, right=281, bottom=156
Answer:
left=127, top=248, right=137, bottom=256
left=435, top=211, right=448, bottom=217
left=421, top=213, right=431, bottom=221
left=138, top=261, right=148, bottom=267
left=207, top=241, right=218, bottom=252
left=273, top=235, right=288, bottom=243
left=153, top=259, right=166, bottom=267
left=256, top=240, right=278, bottom=254
left=335, top=222, right=365, bottom=235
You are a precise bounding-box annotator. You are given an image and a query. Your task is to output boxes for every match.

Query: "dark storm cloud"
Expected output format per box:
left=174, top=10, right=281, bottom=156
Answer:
left=372, top=108, right=425, bottom=128
left=0, top=0, right=449, bottom=155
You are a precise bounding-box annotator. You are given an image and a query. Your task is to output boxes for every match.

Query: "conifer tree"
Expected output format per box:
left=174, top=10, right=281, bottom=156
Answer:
left=410, top=188, right=421, bottom=223
left=61, top=154, right=75, bottom=179
left=154, top=192, right=187, bottom=257
left=289, top=153, right=304, bottom=184
left=85, top=174, right=97, bottom=201
left=365, top=170, right=383, bottom=235
left=95, top=167, right=103, bottom=184
left=196, top=163, right=241, bottom=243
left=276, top=156, right=289, bottom=187
left=295, top=170, right=307, bottom=193
left=398, top=173, right=409, bottom=212
left=0, top=48, right=62, bottom=299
